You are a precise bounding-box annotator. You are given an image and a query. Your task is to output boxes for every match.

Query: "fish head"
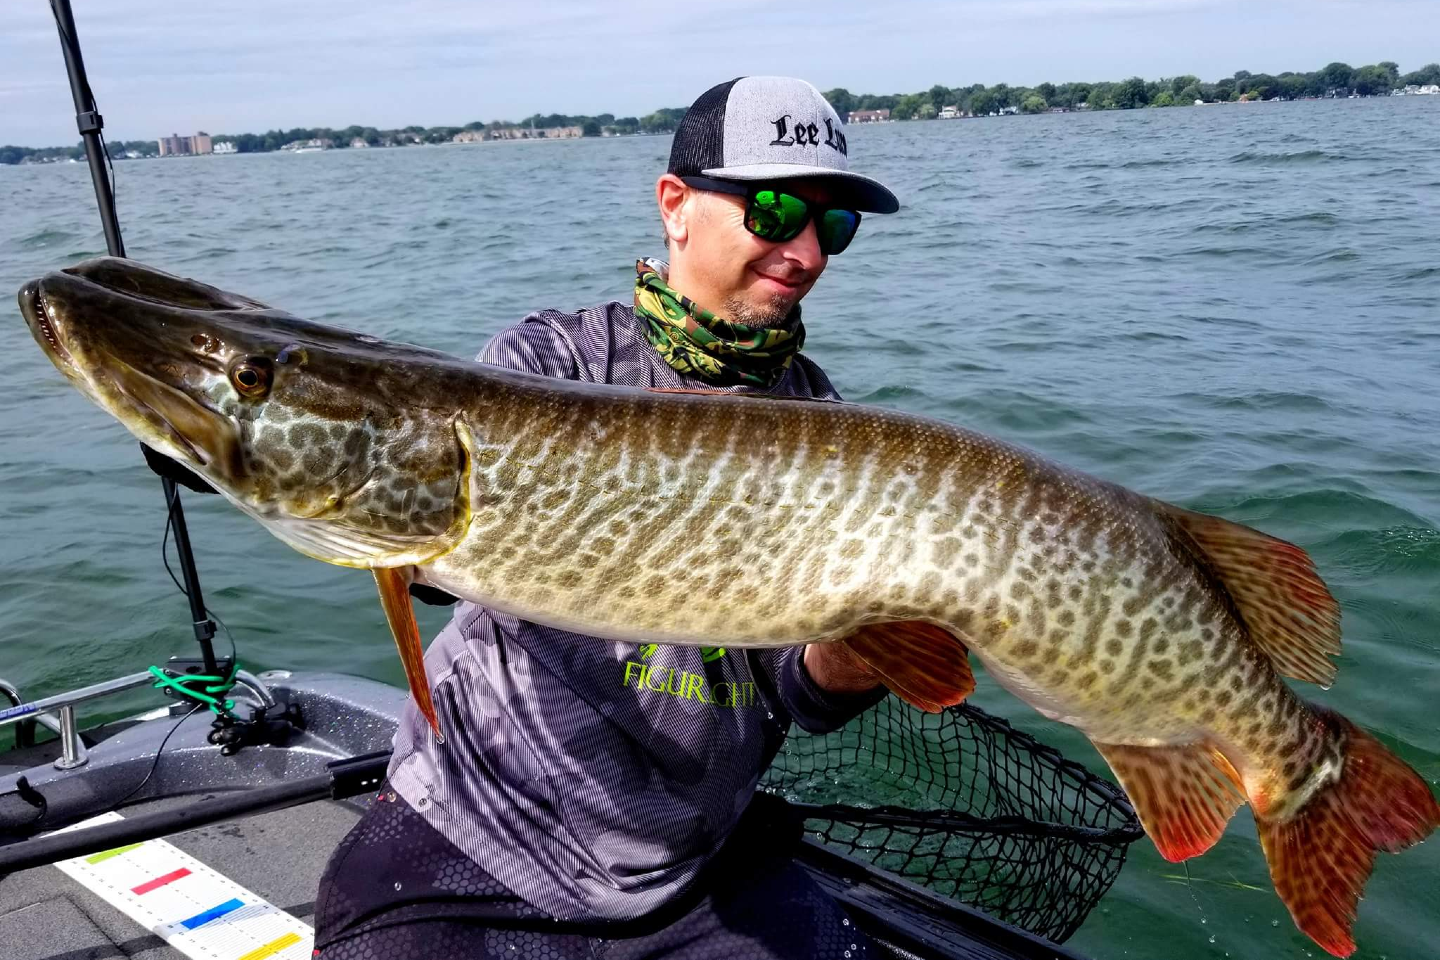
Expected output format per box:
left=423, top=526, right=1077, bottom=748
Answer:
left=18, top=257, right=473, bottom=568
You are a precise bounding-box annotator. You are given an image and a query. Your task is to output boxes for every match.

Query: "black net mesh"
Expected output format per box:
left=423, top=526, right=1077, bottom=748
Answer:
left=759, top=698, right=1144, bottom=944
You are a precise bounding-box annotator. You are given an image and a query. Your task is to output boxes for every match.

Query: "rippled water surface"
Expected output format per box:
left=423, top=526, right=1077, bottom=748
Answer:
left=3, top=98, right=1438, bottom=960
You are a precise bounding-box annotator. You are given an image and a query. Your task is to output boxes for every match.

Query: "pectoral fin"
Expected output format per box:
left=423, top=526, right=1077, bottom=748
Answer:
left=374, top=567, right=444, bottom=743
left=1092, top=740, right=1246, bottom=862
left=840, top=621, right=974, bottom=713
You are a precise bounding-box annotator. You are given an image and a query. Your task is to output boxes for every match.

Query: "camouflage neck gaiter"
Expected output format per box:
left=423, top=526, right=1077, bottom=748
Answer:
left=632, top=259, right=805, bottom=389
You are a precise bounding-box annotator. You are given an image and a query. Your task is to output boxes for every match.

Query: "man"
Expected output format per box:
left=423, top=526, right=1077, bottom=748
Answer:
left=315, top=76, right=902, bottom=960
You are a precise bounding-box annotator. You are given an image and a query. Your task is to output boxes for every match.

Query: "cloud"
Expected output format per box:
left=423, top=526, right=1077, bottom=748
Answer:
left=3, top=0, right=1436, bottom=146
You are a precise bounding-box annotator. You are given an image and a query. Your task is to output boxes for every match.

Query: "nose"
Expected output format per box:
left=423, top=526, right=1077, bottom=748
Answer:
left=779, top=218, right=827, bottom=271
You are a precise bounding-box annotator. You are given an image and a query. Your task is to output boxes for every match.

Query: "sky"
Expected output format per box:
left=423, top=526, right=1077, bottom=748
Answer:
left=3, top=0, right=1437, bottom=147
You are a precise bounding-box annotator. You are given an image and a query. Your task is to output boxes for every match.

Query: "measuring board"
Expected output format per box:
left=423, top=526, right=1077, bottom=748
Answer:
left=48, top=811, right=313, bottom=960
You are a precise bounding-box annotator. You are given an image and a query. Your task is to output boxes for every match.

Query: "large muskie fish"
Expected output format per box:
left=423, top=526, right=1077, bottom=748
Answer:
left=17, top=259, right=1437, bottom=956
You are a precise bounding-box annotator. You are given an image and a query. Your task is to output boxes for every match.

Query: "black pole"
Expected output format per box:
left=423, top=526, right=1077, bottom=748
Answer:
left=48, top=0, right=220, bottom=674
left=49, top=0, right=123, bottom=258
left=0, top=752, right=392, bottom=873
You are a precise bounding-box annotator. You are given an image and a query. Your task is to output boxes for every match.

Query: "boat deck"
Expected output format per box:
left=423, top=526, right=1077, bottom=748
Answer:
left=0, top=798, right=1084, bottom=960
left=1, top=795, right=350, bottom=960
left=0, top=673, right=1085, bottom=960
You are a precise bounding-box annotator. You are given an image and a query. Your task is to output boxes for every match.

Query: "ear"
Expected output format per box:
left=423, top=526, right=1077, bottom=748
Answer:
left=656, top=174, right=691, bottom=246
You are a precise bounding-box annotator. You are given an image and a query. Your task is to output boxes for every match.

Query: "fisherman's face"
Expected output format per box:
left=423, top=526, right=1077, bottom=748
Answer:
left=672, top=178, right=836, bottom=329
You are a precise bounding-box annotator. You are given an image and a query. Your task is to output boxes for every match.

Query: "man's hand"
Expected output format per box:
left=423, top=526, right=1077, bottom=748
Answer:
left=803, top=642, right=883, bottom=695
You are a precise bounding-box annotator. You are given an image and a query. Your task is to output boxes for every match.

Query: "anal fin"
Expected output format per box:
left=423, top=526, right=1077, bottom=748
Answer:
left=840, top=621, right=974, bottom=713
left=374, top=567, right=444, bottom=743
left=1092, top=740, right=1246, bottom=862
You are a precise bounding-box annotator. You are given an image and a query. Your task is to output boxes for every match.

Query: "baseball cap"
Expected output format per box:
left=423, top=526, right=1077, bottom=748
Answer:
left=668, top=77, right=900, bottom=214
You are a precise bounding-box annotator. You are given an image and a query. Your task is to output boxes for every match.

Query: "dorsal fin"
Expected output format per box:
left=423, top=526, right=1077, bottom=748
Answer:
left=1153, top=500, right=1341, bottom=687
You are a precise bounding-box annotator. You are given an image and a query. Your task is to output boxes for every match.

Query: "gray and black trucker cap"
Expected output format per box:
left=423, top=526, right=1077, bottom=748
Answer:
left=668, top=76, right=900, bottom=214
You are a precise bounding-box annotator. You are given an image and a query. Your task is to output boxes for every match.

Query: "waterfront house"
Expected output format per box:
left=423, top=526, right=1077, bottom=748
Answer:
left=847, top=109, right=890, bottom=123
left=483, top=125, right=583, bottom=140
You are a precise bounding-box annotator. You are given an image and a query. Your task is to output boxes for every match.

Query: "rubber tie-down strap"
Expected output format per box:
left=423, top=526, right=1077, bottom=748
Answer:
left=146, top=663, right=238, bottom=718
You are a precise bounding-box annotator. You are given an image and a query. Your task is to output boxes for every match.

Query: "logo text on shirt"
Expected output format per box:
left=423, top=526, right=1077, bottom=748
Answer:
left=620, top=659, right=758, bottom=709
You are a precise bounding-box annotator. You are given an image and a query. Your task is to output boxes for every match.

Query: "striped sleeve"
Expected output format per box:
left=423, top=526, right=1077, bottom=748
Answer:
left=478, top=317, right=582, bottom=380
left=764, top=648, right=888, bottom=736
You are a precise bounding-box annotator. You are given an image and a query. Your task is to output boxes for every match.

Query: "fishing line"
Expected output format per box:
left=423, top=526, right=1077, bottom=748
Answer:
left=113, top=704, right=202, bottom=810
left=112, top=495, right=245, bottom=809
left=1179, top=859, right=1215, bottom=943
left=161, top=493, right=239, bottom=671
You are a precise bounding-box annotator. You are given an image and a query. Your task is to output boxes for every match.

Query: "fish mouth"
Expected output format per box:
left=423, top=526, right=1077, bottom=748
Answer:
left=18, top=282, right=76, bottom=371
left=19, top=275, right=237, bottom=472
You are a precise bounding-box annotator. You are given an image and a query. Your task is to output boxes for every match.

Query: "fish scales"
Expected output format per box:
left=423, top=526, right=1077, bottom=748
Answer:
left=429, top=375, right=1315, bottom=774
left=18, top=258, right=1438, bottom=958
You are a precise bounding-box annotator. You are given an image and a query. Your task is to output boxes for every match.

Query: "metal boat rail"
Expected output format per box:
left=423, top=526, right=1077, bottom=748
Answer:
left=0, top=670, right=278, bottom=771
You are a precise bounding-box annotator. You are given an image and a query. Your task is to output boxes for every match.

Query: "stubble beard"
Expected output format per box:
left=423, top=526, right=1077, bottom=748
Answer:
left=722, top=292, right=797, bottom=329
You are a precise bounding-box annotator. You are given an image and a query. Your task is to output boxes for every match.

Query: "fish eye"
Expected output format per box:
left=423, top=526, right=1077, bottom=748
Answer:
left=229, top=356, right=273, bottom=398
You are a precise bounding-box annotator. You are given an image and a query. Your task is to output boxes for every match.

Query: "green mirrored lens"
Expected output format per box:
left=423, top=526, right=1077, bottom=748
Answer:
left=748, top=190, right=809, bottom=241
left=819, top=209, right=860, bottom=255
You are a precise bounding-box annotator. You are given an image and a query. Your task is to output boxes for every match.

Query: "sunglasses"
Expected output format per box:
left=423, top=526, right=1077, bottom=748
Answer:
left=680, top=176, right=862, bottom=256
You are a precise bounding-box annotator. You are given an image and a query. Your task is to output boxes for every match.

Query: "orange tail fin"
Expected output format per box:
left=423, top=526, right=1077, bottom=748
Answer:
left=1255, top=710, right=1439, bottom=957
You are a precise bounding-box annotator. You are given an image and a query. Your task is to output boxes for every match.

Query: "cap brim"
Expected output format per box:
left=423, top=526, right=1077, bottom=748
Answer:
left=699, top=163, right=900, bottom=214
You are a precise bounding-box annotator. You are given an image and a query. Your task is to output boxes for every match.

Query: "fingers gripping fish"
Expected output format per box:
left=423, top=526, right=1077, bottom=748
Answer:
left=18, top=259, right=1438, bottom=957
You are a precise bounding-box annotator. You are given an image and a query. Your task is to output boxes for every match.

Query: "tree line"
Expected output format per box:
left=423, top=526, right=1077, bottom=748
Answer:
left=825, top=60, right=1440, bottom=119
left=0, top=108, right=690, bottom=164
left=4, top=60, right=1436, bottom=164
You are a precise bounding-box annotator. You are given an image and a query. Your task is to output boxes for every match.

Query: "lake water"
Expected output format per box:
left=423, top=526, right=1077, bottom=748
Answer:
left=2, top=97, right=1438, bottom=960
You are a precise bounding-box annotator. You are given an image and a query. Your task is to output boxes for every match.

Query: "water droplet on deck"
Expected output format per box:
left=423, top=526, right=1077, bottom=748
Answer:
left=393, top=881, right=402, bottom=891
left=1271, top=920, right=1279, bottom=927
left=1208, top=935, right=1216, bottom=944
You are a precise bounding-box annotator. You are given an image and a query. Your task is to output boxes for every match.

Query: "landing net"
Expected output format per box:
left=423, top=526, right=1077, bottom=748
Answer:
left=759, top=698, right=1144, bottom=944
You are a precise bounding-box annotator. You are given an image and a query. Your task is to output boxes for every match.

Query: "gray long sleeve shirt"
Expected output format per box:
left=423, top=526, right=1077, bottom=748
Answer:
left=386, top=298, right=885, bottom=922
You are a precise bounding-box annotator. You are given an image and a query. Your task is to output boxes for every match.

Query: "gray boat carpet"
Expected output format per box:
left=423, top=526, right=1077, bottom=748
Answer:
left=0, top=796, right=364, bottom=960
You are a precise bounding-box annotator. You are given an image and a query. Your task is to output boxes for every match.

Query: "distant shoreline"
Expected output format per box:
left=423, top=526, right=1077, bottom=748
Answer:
left=7, top=95, right=1430, bottom=170
left=5, top=95, right=1434, bottom=171
left=4, top=57, right=1435, bottom=165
